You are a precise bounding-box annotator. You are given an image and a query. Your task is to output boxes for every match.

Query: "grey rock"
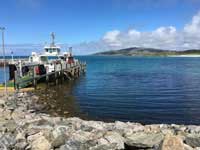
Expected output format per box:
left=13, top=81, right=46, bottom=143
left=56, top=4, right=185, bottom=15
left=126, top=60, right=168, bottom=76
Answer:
left=103, top=131, right=124, bottom=149
left=52, top=135, right=67, bottom=148
left=12, top=109, right=26, bottom=121
left=1, top=109, right=12, bottom=120
left=15, top=141, right=28, bottom=150
left=185, top=134, right=200, bottom=148
left=0, top=133, right=16, bottom=149
left=59, top=140, right=96, bottom=150
left=0, top=99, right=5, bottom=106
left=3, top=120, right=17, bottom=133
left=29, top=134, right=51, bottom=150
left=90, top=144, right=119, bottom=150
left=80, top=124, right=94, bottom=132
left=15, top=132, right=26, bottom=142
left=125, top=132, right=164, bottom=148
left=52, top=125, right=71, bottom=139
left=187, top=126, right=200, bottom=134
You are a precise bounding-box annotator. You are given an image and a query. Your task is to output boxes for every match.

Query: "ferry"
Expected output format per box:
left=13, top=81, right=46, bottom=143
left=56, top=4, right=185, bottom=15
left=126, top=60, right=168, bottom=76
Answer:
left=28, top=32, right=78, bottom=73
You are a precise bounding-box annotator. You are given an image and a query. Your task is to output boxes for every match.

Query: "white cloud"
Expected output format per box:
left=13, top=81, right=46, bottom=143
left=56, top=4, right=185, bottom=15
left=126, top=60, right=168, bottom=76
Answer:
left=75, top=11, right=200, bottom=54
left=102, top=30, right=121, bottom=47
left=99, top=26, right=179, bottom=51
left=184, top=12, right=200, bottom=34
left=128, top=29, right=141, bottom=37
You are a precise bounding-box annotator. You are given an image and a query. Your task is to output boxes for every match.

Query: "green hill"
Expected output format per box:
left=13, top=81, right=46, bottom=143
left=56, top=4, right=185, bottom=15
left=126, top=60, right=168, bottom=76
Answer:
left=93, top=47, right=200, bottom=56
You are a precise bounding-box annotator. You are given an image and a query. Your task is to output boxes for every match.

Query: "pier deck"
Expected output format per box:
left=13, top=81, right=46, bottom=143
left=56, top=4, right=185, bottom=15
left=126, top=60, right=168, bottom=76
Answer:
left=0, top=58, right=86, bottom=91
left=14, top=61, right=86, bottom=90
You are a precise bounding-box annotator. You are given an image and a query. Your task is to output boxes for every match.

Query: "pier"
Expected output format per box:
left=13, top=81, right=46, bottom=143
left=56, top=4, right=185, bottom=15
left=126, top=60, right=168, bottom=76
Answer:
left=0, top=33, right=87, bottom=91
left=13, top=60, right=86, bottom=90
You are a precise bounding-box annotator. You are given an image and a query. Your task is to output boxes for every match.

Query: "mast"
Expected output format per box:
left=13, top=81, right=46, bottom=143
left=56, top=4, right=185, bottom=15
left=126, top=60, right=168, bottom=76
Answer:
left=51, top=32, right=55, bottom=47
left=69, top=47, right=72, bottom=53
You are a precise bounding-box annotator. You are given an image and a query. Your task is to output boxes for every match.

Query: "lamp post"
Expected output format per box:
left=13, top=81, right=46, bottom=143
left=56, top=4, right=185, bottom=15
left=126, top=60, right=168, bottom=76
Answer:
left=0, top=27, right=7, bottom=96
left=11, top=51, right=14, bottom=63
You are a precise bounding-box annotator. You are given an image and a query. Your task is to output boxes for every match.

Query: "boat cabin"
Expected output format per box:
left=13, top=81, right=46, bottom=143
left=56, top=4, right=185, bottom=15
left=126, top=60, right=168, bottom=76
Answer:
left=44, top=46, right=61, bottom=56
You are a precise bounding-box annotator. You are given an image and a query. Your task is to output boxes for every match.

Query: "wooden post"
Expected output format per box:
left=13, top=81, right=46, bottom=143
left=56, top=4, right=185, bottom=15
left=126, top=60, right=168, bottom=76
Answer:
left=46, top=70, right=49, bottom=86
left=61, top=63, right=64, bottom=83
left=19, top=60, right=23, bottom=77
left=54, top=63, right=58, bottom=85
left=14, top=70, right=16, bottom=90
left=14, top=70, right=19, bottom=90
left=33, top=66, right=37, bottom=89
left=78, top=67, right=80, bottom=77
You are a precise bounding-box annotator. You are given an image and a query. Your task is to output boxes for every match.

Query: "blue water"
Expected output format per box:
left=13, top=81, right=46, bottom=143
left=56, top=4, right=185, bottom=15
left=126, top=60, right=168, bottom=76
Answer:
left=2, top=56, right=200, bottom=124
left=72, top=56, right=200, bottom=124
left=0, top=67, right=9, bottom=83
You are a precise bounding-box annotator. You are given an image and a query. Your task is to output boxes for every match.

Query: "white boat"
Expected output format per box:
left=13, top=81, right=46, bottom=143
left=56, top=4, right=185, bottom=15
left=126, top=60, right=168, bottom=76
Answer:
left=29, top=33, right=78, bottom=73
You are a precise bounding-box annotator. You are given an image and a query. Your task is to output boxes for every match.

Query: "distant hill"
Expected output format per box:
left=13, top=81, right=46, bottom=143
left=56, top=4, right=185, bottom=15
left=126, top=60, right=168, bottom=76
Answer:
left=93, top=47, right=200, bottom=56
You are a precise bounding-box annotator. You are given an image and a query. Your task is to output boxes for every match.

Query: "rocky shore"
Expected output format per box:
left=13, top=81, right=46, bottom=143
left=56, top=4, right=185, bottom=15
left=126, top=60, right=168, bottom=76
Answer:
left=0, top=92, right=200, bottom=150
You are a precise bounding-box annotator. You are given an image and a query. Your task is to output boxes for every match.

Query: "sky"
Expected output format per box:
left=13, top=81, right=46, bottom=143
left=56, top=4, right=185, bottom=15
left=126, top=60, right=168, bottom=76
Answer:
left=1, top=0, right=200, bottom=55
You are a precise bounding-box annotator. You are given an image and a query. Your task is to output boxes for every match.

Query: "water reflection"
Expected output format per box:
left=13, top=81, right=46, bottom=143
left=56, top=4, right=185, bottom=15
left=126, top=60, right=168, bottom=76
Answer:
left=34, top=79, right=88, bottom=119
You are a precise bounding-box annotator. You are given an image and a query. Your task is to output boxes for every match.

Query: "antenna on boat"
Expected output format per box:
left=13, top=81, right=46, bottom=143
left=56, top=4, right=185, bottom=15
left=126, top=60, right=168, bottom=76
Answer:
left=69, top=47, right=72, bottom=53
left=51, top=32, right=55, bottom=46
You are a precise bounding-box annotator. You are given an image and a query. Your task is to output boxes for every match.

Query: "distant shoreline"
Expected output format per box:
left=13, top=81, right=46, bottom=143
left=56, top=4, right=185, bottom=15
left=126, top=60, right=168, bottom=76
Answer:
left=169, top=55, right=200, bottom=57
left=93, top=47, right=200, bottom=57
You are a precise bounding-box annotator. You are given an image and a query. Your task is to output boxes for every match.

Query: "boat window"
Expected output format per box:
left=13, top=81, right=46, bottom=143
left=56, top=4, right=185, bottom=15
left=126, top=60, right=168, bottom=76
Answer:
left=48, top=56, right=59, bottom=60
left=45, top=48, right=60, bottom=53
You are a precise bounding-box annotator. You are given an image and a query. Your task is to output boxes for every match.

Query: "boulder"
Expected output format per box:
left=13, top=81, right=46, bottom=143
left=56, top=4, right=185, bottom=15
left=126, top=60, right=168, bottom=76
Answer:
left=53, top=125, right=70, bottom=136
left=184, top=144, right=194, bottom=150
left=161, top=129, right=174, bottom=136
left=0, top=133, right=16, bottom=149
left=70, top=130, right=93, bottom=143
left=187, top=126, right=200, bottom=134
left=3, top=120, right=17, bottom=132
left=161, top=135, right=185, bottom=150
left=114, top=121, right=136, bottom=136
left=15, top=141, right=28, bottom=150
left=1, top=109, right=12, bottom=120
left=15, top=132, right=26, bottom=142
left=125, top=132, right=164, bottom=148
left=0, top=99, right=5, bottom=106
left=30, top=135, right=51, bottom=150
left=103, top=131, right=124, bottom=149
left=144, top=125, right=161, bottom=133
left=11, top=109, right=26, bottom=121
left=82, top=120, right=106, bottom=131
left=185, top=134, right=200, bottom=148
left=52, top=134, right=68, bottom=148
left=90, top=143, right=120, bottom=150
left=59, top=139, right=96, bottom=150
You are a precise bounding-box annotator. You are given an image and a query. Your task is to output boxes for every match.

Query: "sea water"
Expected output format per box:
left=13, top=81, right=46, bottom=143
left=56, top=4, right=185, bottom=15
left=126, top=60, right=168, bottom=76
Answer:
left=73, top=56, right=200, bottom=124
left=2, top=56, right=200, bottom=124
